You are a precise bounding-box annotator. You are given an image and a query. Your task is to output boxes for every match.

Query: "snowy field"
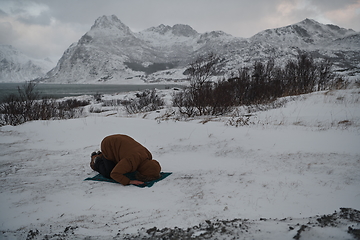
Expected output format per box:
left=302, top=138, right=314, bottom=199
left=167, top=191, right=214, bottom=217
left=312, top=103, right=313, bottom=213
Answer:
left=0, top=88, right=360, bottom=239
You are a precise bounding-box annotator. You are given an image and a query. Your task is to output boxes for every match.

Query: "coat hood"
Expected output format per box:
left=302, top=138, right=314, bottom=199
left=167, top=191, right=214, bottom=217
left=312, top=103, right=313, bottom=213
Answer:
left=137, top=159, right=161, bottom=180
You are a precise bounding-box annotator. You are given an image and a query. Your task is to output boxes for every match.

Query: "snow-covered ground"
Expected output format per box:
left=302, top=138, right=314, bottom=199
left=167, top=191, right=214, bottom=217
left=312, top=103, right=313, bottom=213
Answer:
left=0, top=88, right=359, bottom=239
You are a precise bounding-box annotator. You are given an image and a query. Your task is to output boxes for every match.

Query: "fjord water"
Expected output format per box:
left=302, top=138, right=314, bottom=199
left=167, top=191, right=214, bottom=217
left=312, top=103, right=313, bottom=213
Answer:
left=0, top=83, right=183, bottom=100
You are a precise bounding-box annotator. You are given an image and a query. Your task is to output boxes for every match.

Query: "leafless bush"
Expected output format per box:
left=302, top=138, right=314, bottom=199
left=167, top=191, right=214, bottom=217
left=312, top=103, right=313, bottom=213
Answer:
left=329, top=77, right=350, bottom=90
left=88, top=105, right=103, bottom=113
left=93, top=92, right=102, bottom=102
left=173, top=53, right=233, bottom=117
left=354, top=79, right=360, bottom=88
left=0, top=82, right=89, bottom=126
left=186, top=52, right=221, bottom=86
left=173, top=53, right=338, bottom=118
left=123, top=89, right=165, bottom=114
left=155, top=109, right=177, bottom=123
left=226, top=116, right=252, bottom=127
left=101, top=99, right=124, bottom=107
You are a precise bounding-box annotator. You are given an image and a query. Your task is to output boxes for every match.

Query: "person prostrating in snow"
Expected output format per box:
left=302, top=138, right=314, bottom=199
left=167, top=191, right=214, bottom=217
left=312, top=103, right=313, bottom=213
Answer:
left=90, top=134, right=161, bottom=186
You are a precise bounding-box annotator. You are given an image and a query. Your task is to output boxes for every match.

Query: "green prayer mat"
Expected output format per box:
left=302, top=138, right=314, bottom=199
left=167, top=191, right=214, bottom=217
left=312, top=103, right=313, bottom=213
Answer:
left=84, top=172, right=172, bottom=188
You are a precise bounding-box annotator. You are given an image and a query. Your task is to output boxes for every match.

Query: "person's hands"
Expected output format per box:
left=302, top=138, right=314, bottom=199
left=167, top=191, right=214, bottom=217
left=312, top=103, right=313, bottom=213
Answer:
left=129, top=180, right=144, bottom=185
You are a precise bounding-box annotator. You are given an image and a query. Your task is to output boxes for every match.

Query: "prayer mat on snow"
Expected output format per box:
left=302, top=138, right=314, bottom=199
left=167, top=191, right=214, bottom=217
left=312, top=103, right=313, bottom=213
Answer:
left=84, top=172, right=172, bottom=188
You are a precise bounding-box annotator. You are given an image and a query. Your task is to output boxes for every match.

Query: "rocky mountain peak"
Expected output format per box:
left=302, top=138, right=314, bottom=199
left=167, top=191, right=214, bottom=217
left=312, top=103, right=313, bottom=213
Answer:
left=90, top=15, right=133, bottom=35
left=144, top=23, right=198, bottom=37
left=200, top=31, right=233, bottom=39
left=0, top=45, right=20, bottom=59
left=299, top=18, right=319, bottom=26
left=78, top=15, right=136, bottom=46
left=296, top=18, right=355, bottom=38
left=250, top=18, right=356, bottom=46
left=145, top=24, right=172, bottom=35
left=171, top=24, right=198, bottom=37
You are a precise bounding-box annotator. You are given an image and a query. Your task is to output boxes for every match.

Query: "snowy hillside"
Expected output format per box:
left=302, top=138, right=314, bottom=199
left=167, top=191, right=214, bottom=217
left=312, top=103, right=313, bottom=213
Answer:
left=37, top=15, right=359, bottom=84
left=250, top=18, right=355, bottom=46
left=0, top=45, right=55, bottom=83
left=0, top=88, right=359, bottom=239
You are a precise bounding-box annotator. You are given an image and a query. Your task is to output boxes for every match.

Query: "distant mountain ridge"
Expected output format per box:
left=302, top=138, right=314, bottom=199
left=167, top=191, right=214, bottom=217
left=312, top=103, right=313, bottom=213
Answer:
left=251, top=18, right=355, bottom=45
left=145, top=24, right=199, bottom=37
left=0, top=45, right=54, bottom=82
left=1, top=15, right=359, bottom=83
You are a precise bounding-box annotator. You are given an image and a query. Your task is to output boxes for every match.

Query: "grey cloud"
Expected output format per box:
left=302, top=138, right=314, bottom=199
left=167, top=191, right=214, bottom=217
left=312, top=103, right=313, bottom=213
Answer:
left=17, top=10, right=51, bottom=25
left=24, top=0, right=285, bottom=32
left=310, top=0, right=359, bottom=11
left=0, top=9, right=8, bottom=17
left=0, top=21, right=19, bottom=44
left=0, top=0, right=52, bottom=25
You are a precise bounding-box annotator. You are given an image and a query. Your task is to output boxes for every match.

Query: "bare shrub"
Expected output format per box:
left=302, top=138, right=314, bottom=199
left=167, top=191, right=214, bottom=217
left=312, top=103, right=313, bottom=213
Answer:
left=93, top=92, right=102, bottom=102
left=172, top=89, right=197, bottom=117
left=186, top=52, right=221, bottom=86
left=123, top=89, right=165, bottom=114
left=101, top=99, right=124, bottom=107
left=173, top=53, right=338, bottom=119
left=89, top=105, right=102, bottom=113
left=173, top=53, right=233, bottom=117
left=0, top=82, right=89, bottom=126
left=330, top=77, right=350, bottom=90
left=354, top=79, right=360, bottom=88
left=226, top=116, right=251, bottom=127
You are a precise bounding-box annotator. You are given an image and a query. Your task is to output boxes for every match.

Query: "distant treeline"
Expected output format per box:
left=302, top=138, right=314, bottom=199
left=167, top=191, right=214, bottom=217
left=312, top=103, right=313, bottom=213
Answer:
left=173, top=53, right=346, bottom=117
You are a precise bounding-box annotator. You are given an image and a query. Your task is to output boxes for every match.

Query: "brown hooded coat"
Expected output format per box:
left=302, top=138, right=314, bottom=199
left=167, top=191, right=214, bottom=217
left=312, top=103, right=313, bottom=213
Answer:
left=100, top=134, right=161, bottom=185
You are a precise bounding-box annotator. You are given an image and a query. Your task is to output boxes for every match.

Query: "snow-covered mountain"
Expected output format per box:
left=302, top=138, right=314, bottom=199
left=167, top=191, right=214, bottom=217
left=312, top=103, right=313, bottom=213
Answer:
left=250, top=18, right=354, bottom=46
left=10, top=15, right=360, bottom=83
left=0, top=45, right=55, bottom=83
left=243, top=19, right=359, bottom=74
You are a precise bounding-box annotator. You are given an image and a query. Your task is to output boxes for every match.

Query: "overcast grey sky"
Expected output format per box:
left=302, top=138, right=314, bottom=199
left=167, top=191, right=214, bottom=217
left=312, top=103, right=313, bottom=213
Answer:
left=1, top=0, right=359, bottom=61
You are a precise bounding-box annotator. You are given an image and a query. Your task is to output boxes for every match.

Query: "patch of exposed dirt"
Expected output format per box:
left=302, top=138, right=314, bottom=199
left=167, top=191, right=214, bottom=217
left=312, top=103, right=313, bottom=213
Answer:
left=1, top=208, right=359, bottom=240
